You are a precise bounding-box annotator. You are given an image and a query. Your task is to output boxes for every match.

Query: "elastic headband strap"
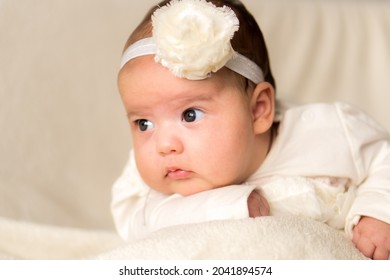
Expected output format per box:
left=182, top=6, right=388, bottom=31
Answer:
left=120, top=37, right=264, bottom=84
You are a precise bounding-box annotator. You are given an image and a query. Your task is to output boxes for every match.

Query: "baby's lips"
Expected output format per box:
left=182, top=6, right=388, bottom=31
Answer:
left=166, top=168, right=192, bottom=180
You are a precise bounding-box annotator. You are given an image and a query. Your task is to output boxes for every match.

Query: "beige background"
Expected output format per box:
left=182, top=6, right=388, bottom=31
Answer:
left=1, top=0, right=389, bottom=230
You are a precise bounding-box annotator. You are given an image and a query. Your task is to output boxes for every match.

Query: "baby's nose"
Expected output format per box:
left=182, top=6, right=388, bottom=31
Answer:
left=155, top=128, right=184, bottom=155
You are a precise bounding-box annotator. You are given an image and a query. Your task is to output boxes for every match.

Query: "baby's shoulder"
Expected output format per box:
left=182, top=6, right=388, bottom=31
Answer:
left=278, top=101, right=373, bottom=123
left=277, top=100, right=388, bottom=139
left=276, top=101, right=341, bottom=126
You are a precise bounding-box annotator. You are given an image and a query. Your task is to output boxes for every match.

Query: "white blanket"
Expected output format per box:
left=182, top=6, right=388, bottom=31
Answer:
left=0, top=216, right=366, bottom=260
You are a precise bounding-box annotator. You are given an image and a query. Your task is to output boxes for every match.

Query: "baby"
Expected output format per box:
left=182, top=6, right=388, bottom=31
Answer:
left=112, top=0, right=390, bottom=260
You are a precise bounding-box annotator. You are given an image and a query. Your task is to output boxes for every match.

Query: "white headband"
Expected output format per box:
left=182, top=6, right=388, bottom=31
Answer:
left=120, top=38, right=264, bottom=84
left=120, top=0, right=264, bottom=84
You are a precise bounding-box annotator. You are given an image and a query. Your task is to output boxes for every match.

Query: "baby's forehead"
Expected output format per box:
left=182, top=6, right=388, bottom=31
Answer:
left=120, top=60, right=245, bottom=110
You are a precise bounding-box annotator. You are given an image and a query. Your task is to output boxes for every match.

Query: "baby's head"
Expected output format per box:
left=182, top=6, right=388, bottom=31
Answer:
left=118, top=0, right=276, bottom=196
left=122, top=0, right=275, bottom=88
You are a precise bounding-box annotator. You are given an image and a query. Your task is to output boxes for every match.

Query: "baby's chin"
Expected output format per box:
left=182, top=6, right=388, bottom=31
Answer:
left=151, top=180, right=222, bottom=197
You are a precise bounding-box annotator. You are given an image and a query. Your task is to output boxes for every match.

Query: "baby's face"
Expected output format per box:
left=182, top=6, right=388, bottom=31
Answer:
left=119, top=56, right=266, bottom=196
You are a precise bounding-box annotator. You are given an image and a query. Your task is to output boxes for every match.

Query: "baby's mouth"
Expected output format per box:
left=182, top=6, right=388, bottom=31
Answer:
left=166, top=168, right=192, bottom=180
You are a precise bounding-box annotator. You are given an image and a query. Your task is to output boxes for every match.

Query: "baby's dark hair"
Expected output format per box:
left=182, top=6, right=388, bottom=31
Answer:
left=123, top=0, right=276, bottom=89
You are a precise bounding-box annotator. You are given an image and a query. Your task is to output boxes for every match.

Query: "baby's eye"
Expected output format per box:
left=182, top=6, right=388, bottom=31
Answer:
left=182, top=108, right=204, bottom=123
left=136, top=119, right=154, bottom=132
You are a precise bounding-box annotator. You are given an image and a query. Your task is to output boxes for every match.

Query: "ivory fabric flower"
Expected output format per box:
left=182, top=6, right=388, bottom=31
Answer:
left=152, top=0, right=239, bottom=80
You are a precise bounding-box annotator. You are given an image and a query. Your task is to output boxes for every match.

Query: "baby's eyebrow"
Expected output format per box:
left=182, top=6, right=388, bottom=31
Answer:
left=125, top=91, right=215, bottom=119
left=176, top=92, right=215, bottom=105
left=126, top=109, right=145, bottom=120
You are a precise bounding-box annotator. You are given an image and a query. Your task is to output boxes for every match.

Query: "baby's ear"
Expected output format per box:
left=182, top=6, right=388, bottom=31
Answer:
left=250, top=82, right=275, bottom=134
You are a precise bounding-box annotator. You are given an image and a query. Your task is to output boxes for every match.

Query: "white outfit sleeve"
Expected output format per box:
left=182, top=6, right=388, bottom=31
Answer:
left=111, top=150, right=256, bottom=241
left=338, top=103, right=390, bottom=238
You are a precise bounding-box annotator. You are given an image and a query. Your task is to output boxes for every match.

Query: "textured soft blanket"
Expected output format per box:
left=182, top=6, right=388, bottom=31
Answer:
left=98, top=216, right=366, bottom=260
left=0, top=216, right=366, bottom=260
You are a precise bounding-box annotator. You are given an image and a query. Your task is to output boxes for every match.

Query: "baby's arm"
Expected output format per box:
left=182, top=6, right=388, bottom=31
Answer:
left=142, top=186, right=268, bottom=233
left=340, top=103, right=390, bottom=259
left=113, top=184, right=262, bottom=241
left=352, top=217, right=390, bottom=260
